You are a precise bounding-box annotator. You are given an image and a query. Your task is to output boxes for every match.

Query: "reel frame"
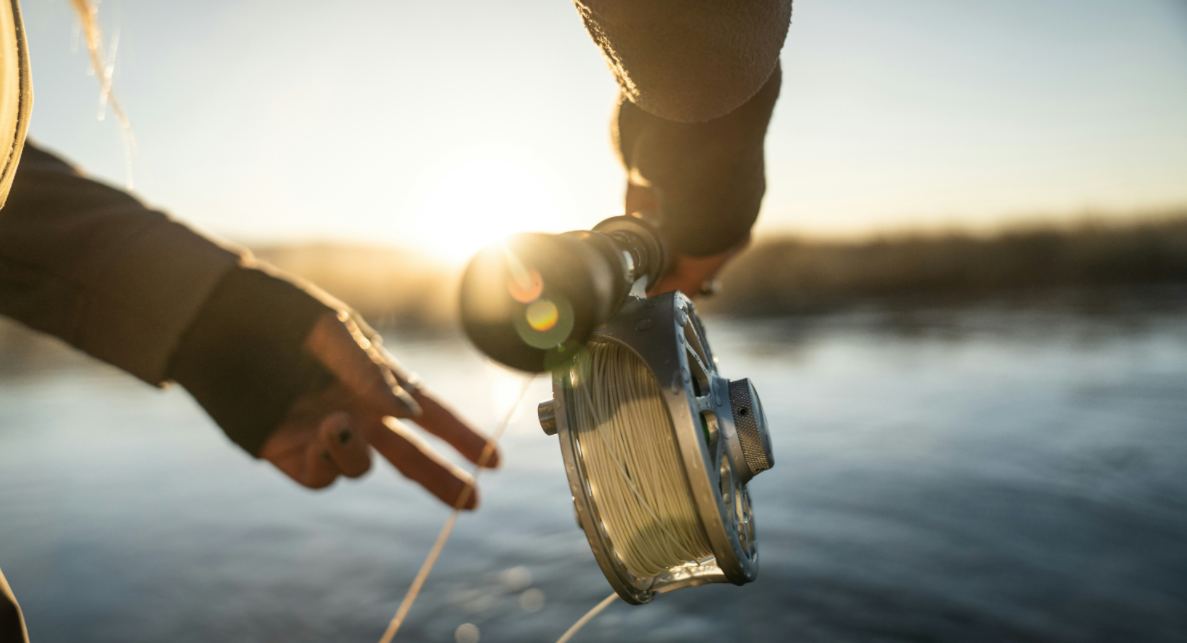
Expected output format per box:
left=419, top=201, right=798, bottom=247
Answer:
left=545, top=292, right=767, bottom=604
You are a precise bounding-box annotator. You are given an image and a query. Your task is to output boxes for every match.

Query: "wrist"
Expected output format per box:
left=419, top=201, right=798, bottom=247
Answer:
left=168, top=263, right=335, bottom=456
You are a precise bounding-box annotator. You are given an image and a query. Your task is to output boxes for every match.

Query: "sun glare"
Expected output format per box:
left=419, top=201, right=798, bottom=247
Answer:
left=404, top=149, right=579, bottom=264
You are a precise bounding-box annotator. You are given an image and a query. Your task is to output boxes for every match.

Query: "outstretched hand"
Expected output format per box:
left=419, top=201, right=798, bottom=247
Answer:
left=259, top=312, right=500, bottom=509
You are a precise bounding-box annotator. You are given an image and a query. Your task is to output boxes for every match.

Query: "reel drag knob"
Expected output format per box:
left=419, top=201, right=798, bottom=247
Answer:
left=728, top=379, right=774, bottom=481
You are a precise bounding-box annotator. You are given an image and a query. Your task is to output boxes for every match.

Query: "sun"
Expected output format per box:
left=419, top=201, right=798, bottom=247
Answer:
left=403, top=148, right=581, bottom=264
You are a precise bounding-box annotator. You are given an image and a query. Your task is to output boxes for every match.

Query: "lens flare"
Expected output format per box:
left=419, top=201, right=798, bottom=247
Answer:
left=514, top=295, right=575, bottom=350
left=526, top=299, right=560, bottom=332
left=507, top=269, right=544, bottom=304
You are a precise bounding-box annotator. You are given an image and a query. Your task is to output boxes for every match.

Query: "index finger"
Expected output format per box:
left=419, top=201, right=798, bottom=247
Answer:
left=370, top=417, right=480, bottom=510
left=309, top=312, right=499, bottom=468
left=407, top=387, right=501, bottom=469
left=364, top=339, right=501, bottom=469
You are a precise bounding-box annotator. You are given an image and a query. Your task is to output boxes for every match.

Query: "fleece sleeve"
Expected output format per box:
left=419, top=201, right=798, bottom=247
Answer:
left=575, top=0, right=791, bottom=256
left=0, top=141, right=239, bottom=384
left=574, top=0, right=792, bottom=123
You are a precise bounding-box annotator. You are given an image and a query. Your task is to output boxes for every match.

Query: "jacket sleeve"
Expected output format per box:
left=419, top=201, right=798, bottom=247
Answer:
left=613, top=66, right=781, bottom=257
left=576, top=0, right=791, bottom=257
left=575, top=0, right=791, bottom=124
left=0, top=141, right=239, bottom=384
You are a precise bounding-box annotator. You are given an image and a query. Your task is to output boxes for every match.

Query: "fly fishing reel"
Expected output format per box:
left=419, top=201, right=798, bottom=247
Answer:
left=460, top=216, right=774, bottom=604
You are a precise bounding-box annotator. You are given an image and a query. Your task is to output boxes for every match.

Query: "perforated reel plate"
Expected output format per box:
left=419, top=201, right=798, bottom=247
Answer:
left=550, top=292, right=765, bottom=604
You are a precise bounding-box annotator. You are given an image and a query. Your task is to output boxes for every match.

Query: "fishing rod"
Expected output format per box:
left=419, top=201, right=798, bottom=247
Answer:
left=459, top=215, right=775, bottom=604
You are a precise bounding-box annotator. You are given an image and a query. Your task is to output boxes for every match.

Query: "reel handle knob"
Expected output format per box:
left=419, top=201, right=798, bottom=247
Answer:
left=537, top=400, right=558, bottom=436
left=729, top=378, right=774, bottom=480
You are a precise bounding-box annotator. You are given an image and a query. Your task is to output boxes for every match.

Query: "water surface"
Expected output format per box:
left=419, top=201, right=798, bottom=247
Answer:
left=1, top=307, right=1185, bottom=642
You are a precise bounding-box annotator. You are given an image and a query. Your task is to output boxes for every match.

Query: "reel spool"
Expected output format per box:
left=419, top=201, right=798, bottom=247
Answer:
left=538, top=292, right=772, bottom=604
left=459, top=217, right=774, bottom=604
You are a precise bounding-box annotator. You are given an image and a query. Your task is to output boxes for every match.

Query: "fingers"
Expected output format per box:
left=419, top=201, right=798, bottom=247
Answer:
left=406, top=389, right=501, bottom=470
left=301, top=439, right=341, bottom=489
left=647, top=238, right=750, bottom=299
left=319, top=411, right=372, bottom=478
left=265, top=403, right=491, bottom=506
left=304, top=313, right=421, bottom=420
left=265, top=392, right=368, bottom=488
left=370, top=417, right=480, bottom=510
left=306, top=312, right=500, bottom=469
left=263, top=412, right=367, bottom=489
left=365, top=339, right=499, bottom=469
left=261, top=416, right=336, bottom=490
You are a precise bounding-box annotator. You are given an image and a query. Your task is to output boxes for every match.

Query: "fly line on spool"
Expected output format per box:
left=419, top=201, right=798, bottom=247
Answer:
left=566, top=340, right=714, bottom=578
left=543, top=292, right=774, bottom=605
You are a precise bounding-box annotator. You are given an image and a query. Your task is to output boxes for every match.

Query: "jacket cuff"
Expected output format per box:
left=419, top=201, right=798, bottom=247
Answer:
left=81, top=219, right=241, bottom=383
left=167, top=263, right=337, bottom=457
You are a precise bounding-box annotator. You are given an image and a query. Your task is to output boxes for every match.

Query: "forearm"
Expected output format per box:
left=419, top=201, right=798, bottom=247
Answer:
left=578, top=0, right=790, bottom=257
left=614, top=65, right=782, bottom=257
left=0, top=141, right=238, bottom=384
left=0, top=142, right=342, bottom=454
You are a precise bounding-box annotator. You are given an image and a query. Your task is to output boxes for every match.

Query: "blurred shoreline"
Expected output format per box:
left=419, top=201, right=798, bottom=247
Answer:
left=706, top=211, right=1187, bottom=317
left=2, top=211, right=1185, bottom=372
left=253, top=210, right=1187, bottom=324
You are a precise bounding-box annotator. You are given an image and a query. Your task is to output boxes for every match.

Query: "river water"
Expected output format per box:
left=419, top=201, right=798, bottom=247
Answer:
left=1, top=305, right=1185, bottom=642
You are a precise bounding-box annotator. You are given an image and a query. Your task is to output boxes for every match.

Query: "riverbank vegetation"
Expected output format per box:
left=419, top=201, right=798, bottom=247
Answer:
left=253, top=211, right=1187, bottom=323
left=3, top=211, right=1185, bottom=368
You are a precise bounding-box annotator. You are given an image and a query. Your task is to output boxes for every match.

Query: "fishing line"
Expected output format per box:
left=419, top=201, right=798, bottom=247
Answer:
left=555, top=591, right=618, bottom=643
left=566, top=340, right=713, bottom=578
left=377, top=373, right=535, bottom=643
left=69, top=0, right=137, bottom=188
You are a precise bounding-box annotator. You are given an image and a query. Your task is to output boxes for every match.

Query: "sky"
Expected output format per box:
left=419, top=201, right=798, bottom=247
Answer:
left=17, top=0, right=1187, bottom=261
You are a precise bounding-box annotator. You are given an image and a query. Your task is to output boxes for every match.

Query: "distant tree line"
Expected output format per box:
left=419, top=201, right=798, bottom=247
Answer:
left=703, top=213, right=1187, bottom=316
left=5, top=212, right=1186, bottom=366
